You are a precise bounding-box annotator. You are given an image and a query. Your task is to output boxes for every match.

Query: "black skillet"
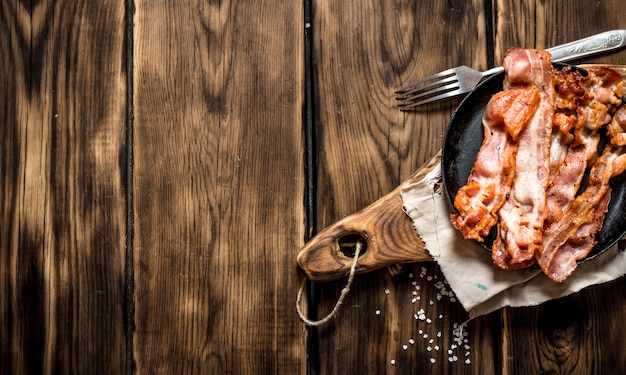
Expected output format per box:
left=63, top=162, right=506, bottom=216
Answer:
left=441, top=67, right=626, bottom=262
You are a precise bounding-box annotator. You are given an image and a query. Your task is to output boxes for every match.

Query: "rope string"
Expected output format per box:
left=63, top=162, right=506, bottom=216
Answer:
left=296, top=240, right=363, bottom=326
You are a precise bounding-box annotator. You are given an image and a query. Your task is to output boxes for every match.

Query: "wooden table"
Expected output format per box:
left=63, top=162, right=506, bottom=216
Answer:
left=2, top=0, right=626, bottom=373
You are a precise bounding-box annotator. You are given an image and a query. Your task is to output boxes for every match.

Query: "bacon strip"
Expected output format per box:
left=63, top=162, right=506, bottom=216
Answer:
left=608, top=105, right=626, bottom=146
left=450, top=87, right=539, bottom=242
left=492, top=48, right=554, bottom=269
left=538, top=72, right=624, bottom=281
left=539, top=145, right=626, bottom=282
left=549, top=66, right=587, bottom=182
left=544, top=144, right=586, bottom=227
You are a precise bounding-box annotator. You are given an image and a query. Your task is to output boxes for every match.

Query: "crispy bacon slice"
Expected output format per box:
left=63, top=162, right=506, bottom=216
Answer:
left=549, top=67, right=587, bottom=182
left=492, top=48, right=554, bottom=269
left=574, top=68, right=623, bottom=163
left=450, top=87, right=539, bottom=241
left=544, top=144, right=586, bottom=227
left=545, top=67, right=623, bottom=226
left=608, top=106, right=626, bottom=146
left=539, top=71, right=623, bottom=281
left=539, top=145, right=626, bottom=282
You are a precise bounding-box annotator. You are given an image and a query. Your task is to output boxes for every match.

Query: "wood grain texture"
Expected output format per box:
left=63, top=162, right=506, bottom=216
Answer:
left=493, top=1, right=626, bottom=374
left=0, top=0, right=127, bottom=373
left=311, top=0, right=497, bottom=372
left=132, top=0, right=307, bottom=373
left=501, top=277, right=626, bottom=375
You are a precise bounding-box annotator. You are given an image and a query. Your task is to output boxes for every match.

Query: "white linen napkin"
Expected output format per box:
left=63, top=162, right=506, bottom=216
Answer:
left=400, top=160, right=626, bottom=318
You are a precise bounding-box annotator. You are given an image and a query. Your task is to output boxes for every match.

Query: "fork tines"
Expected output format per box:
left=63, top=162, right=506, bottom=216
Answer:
left=395, top=69, right=462, bottom=110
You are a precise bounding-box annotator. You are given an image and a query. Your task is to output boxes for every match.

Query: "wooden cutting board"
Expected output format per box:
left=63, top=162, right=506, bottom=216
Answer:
left=297, top=152, right=439, bottom=281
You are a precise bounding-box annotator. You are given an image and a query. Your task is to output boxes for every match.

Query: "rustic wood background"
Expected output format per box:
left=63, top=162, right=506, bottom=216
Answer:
left=2, top=0, right=625, bottom=373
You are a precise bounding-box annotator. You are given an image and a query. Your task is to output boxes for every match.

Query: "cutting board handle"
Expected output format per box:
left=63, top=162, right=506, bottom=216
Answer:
left=297, top=152, right=441, bottom=281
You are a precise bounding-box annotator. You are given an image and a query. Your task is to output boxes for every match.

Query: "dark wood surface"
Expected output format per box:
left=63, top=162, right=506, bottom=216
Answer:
left=2, top=0, right=626, bottom=373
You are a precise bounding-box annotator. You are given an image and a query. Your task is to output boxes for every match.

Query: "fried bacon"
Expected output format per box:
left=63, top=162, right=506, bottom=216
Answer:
left=539, top=70, right=623, bottom=281
left=540, top=144, right=626, bottom=282
left=451, top=47, right=626, bottom=282
left=491, top=49, right=554, bottom=269
left=608, top=105, right=626, bottom=146
left=450, top=86, right=539, bottom=242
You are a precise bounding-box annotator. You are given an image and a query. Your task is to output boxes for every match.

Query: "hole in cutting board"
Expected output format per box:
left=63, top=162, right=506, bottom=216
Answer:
left=337, top=233, right=368, bottom=258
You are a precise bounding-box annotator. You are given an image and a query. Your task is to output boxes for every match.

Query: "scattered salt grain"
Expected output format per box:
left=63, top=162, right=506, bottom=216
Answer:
left=403, top=345, right=408, bottom=350
left=384, top=289, right=390, bottom=295
left=434, top=345, right=439, bottom=351
left=465, top=359, right=471, bottom=365
left=426, top=318, right=432, bottom=324
left=390, top=359, right=395, bottom=365
left=426, top=346, right=432, bottom=351
left=430, top=358, right=436, bottom=364
left=375, top=310, right=381, bottom=316
left=409, top=339, right=415, bottom=345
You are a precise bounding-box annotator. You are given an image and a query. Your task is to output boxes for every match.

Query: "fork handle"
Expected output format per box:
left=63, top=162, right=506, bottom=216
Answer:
left=547, top=30, right=626, bottom=62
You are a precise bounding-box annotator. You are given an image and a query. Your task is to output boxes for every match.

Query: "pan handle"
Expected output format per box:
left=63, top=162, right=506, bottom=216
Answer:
left=296, top=152, right=441, bottom=282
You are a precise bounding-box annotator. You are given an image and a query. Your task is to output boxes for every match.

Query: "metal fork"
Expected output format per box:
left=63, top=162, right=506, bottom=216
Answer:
left=395, top=30, right=626, bottom=110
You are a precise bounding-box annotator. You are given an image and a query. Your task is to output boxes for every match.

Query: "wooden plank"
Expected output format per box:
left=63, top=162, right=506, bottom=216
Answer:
left=311, top=0, right=499, bottom=372
left=0, top=1, right=127, bottom=374
left=132, top=1, right=306, bottom=373
left=493, top=1, right=626, bottom=373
